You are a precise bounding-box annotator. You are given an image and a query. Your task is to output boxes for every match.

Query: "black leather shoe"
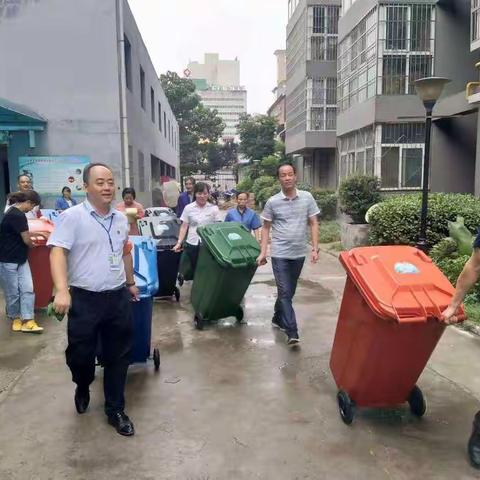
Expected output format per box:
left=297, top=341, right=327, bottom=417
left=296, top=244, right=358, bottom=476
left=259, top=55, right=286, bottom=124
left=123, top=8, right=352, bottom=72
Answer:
left=468, top=411, right=480, bottom=469
left=107, top=412, right=135, bottom=436
left=74, top=387, right=90, bottom=414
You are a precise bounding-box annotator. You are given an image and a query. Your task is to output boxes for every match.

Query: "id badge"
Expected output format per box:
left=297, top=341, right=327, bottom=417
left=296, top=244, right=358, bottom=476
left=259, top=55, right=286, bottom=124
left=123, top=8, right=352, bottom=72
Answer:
left=108, top=252, right=121, bottom=271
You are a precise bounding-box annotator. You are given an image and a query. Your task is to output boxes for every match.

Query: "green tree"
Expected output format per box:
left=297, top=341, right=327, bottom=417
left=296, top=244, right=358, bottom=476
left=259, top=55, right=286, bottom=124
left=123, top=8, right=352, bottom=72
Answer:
left=160, top=71, right=225, bottom=171
left=237, top=114, right=277, bottom=162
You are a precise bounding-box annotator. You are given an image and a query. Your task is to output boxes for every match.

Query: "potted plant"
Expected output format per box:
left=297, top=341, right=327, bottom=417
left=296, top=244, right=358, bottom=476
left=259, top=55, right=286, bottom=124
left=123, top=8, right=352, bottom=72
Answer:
left=339, top=175, right=381, bottom=250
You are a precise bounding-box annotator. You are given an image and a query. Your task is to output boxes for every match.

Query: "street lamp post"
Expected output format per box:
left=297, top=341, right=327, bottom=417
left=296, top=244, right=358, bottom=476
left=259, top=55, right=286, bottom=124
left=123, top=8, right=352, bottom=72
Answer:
left=414, top=77, right=451, bottom=252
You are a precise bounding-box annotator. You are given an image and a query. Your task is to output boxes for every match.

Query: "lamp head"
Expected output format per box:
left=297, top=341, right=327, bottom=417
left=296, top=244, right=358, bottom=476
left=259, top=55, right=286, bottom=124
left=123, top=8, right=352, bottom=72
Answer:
left=414, top=77, right=451, bottom=110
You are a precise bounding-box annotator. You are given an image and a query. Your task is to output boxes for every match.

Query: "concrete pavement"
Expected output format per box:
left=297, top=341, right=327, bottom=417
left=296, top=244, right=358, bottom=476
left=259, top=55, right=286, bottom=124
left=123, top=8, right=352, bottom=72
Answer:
left=0, top=252, right=480, bottom=479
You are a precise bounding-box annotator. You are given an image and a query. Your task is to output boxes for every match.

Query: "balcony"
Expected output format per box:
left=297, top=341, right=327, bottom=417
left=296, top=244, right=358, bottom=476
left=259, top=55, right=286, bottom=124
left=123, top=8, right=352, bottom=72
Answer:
left=466, top=62, right=480, bottom=104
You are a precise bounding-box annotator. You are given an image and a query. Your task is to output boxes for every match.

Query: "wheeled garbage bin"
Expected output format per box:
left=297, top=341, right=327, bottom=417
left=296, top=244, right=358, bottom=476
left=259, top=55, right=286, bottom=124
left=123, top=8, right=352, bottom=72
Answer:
left=129, top=236, right=160, bottom=370
left=191, top=223, right=260, bottom=330
left=330, top=245, right=465, bottom=425
left=137, top=213, right=181, bottom=301
left=28, top=219, right=55, bottom=309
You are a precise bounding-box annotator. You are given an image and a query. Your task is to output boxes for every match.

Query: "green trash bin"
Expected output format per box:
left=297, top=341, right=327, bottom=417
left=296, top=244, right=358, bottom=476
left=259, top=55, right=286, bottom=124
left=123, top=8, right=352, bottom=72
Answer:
left=191, top=223, right=261, bottom=330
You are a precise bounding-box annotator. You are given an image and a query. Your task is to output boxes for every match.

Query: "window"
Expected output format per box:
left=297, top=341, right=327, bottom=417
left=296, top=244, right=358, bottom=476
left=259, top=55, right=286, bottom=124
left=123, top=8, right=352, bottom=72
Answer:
left=379, top=4, right=435, bottom=95
left=380, top=124, right=424, bottom=189
left=307, top=77, right=336, bottom=131
left=338, top=126, right=375, bottom=180
left=308, top=5, right=340, bottom=61
left=168, top=120, right=171, bottom=143
left=158, top=103, right=162, bottom=131
left=337, top=8, right=378, bottom=112
left=128, top=145, right=134, bottom=187
left=381, top=147, right=400, bottom=188
left=473, top=0, right=480, bottom=44
left=402, top=148, right=423, bottom=187
left=164, top=112, right=167, bottom=138
left=138, top=151, right=145, bottom=191
left=385, top=6, right=408, bottom=50
left=382, top=55, right=406, bottom=95
left=140, top=67, right=145, bottom=109
left=124, top=35, right=132, bottom=91
left=150, top=88, right=155, bottom=123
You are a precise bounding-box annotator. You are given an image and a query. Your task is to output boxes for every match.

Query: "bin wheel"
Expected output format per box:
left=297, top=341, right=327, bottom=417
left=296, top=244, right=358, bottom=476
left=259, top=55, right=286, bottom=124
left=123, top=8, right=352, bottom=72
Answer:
left=194, top=313, right=204, bottom=331
left=337, top=390, right=355, bottom=425
left=408, top=385, right=426, bottom=417
left=235, top=307, right=244, bottom=323
left=178, top=274, right=184, bottom=287
left=174, top=287, right=180, bottom=302
left=153, top=348, right=160, bottom=371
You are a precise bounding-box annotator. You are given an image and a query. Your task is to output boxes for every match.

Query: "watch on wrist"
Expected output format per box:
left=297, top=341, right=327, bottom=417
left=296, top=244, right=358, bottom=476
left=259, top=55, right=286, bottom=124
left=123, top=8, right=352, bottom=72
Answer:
left=312, top=247, right=319, bottom=253
left=126, top=282, right=136, bottom=287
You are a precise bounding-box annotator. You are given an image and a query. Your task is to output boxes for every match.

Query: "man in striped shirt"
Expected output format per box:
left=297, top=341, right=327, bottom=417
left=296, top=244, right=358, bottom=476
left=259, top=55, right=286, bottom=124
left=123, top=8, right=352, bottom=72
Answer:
left=257, top=163, right=320, bottom=346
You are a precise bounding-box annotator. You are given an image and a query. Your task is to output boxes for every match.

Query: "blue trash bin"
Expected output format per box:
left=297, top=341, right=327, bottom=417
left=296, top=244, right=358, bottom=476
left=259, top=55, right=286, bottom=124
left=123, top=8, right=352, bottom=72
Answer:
left=129, top=236, right=160, bottom=369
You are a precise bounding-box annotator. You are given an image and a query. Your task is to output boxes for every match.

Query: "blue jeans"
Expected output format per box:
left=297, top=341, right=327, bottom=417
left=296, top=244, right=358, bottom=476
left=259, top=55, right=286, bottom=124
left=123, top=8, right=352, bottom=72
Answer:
left=0, top=261, right=35, bottom=321
left=271, top=257, right=305, bottom=338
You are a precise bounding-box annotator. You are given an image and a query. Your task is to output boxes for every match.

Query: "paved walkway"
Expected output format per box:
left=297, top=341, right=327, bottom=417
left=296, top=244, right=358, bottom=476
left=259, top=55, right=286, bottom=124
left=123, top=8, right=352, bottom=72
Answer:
left=0, top=253, right=479, bottom=479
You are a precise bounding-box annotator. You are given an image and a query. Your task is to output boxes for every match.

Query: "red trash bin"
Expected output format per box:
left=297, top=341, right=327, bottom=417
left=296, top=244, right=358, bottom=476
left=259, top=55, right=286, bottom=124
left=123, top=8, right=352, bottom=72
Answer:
left=330, top=245, right=465, bottom=424
left=28, top=219, right=54, bottom=309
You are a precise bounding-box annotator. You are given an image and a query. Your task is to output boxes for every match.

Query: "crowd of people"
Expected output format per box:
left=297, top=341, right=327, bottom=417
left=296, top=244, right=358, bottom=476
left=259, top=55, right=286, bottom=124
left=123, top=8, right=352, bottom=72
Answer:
left=0, top=162, right=320, bottom=438
left=4, top=162, right=478, bottom=470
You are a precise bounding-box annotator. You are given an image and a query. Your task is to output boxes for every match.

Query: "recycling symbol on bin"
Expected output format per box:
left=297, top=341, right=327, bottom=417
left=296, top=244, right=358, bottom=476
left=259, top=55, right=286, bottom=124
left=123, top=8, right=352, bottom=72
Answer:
left=394, top=262, right=420, bottom=274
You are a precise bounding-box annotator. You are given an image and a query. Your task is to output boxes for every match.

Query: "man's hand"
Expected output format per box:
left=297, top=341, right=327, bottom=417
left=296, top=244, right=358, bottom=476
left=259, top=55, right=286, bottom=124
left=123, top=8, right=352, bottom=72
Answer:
left=173, top=242, right=183, bottom=253
left=256, top=253, right=268, bottom=266
left=53, top=289, right=71, bottom=315
left=311, top=249, right=319, bottom=264
left=128, top=285, right=140, bottom=301
left=441, top=305, right=462, bottom=325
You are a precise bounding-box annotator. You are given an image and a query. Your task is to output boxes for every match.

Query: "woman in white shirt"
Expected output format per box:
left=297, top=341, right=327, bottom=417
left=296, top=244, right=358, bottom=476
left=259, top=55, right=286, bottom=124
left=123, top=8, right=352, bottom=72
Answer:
left=173, top=182, right=221, bottom=275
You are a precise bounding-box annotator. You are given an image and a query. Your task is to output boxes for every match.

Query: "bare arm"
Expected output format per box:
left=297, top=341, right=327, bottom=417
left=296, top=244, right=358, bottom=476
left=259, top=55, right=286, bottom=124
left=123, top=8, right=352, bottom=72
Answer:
left=442, top=249, right=480, bottom=323
left=51, top=247, right=71, bottom=315
left=123, top=251, right=139, bottom=300
left=309, top=215, right=319, bottom=264
left=173, top=222, right=189, bottom=252
left=256, top=220, right=271, bottom=266
left=20, top=231, right=34, bottom=248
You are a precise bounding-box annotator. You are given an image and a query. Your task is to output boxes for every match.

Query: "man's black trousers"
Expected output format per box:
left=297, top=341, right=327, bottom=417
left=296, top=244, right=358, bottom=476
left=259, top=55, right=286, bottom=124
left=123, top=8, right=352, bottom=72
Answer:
left=66, top=287, right=133, bottom=416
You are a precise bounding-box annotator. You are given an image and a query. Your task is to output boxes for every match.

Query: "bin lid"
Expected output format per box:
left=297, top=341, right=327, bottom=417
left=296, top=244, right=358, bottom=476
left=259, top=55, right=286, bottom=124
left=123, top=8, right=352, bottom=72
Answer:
left=137, top=216, right=179, bottom=248
left=340, top=246, right=464, bottom=323
left=28, top=219, right=54, bottom=246
left=198, top=222, right=260, bottom=269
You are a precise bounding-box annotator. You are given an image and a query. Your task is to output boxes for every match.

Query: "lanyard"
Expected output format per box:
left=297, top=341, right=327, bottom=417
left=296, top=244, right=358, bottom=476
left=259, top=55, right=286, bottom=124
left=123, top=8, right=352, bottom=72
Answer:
left=91, top=213, right=114, bottom=252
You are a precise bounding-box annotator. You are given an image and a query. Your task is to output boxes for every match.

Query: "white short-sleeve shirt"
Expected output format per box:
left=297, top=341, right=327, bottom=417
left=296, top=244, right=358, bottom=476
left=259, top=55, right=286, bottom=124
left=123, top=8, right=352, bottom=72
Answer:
left=180, top=202, right=221, bottom=246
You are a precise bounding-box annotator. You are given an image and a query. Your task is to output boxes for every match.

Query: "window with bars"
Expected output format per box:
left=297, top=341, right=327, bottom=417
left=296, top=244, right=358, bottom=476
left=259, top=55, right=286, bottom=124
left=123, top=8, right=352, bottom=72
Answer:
left=307, top=78, right=337, bottom=131
left=379, top=4, right=435, bottom=95
left=473, top=0, right=480, bottom=44
left=124, top=35, right=132, bottom=92
left=308, top=5, right=340, bottom=61
left=338, top=126, right=375, bottom=178
left=337, top=8, right=378, bottom=112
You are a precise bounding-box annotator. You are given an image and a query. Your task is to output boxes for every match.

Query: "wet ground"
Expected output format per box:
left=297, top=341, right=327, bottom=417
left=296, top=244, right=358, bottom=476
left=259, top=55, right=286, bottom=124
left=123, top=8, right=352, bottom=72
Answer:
left=0, top=252, right=480, bottom=479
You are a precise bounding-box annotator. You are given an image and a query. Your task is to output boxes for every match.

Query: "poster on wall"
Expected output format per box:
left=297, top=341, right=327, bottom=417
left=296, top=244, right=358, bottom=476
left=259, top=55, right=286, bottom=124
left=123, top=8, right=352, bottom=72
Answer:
left=18, top=156, right=90, bottom=209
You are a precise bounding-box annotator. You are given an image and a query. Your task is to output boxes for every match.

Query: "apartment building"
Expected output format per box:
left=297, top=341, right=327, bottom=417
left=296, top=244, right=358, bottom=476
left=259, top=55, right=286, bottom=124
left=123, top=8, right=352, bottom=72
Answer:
left=286, top=0, right=341, bottom=190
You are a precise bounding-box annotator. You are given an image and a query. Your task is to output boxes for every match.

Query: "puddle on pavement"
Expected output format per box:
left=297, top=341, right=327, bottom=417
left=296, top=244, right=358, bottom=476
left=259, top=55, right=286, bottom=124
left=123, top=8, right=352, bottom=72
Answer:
left=250, top=278, right=332, bottom=303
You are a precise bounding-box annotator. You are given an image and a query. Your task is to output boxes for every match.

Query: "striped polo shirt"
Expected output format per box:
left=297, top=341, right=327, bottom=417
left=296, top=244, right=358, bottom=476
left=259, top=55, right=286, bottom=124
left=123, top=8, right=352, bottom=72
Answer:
left=261, top=189, right=320, bottom=259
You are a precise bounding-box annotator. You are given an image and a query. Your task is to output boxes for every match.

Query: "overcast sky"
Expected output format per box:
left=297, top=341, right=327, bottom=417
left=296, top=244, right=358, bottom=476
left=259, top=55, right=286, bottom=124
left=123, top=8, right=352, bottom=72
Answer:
left=127, top=0, right=287, bottom=114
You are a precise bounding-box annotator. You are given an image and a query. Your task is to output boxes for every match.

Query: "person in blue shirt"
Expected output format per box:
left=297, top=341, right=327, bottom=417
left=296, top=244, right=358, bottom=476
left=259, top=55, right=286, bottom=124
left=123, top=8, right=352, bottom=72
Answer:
left=55, top=186, right=77, bottom=210
left=225, top=191, right=262, bottom=241
left=176, top=177, right=195, bottom=217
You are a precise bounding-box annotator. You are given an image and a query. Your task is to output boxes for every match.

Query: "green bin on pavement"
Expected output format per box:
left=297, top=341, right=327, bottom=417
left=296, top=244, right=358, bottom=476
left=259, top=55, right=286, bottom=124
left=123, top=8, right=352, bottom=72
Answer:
left=191, top=222, right=260, bottom=330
